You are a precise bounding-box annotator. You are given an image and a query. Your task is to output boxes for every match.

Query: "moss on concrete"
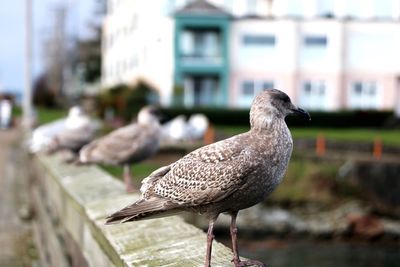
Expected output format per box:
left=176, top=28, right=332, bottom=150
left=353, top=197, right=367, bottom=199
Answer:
left=34, top=154, right=236, bottom=267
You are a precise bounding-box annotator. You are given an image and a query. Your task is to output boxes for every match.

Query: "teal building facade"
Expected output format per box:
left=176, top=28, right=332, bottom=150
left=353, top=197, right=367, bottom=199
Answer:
left=174, top=1, right=231, bottom=107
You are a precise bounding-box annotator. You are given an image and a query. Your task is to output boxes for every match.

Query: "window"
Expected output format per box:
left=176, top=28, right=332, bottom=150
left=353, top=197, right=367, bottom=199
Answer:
left=243, top=34, right=276, bottom=46
left=247, top=0, right=257, bottom=15
left=374, top=0, right=394, bottom=19
left=181, top=29, right=221, bottom=59
left=345, top=0, right=370, bottom=18
left=242, top=81, right=254, bottom=96
left=349, top=81, right=379, bottom=109
left=130, top=55, right=138, bottom=68
left=300, top=80, right=328, bottom=110
left=239, top=80, right=274, bottom=106
left=130, top=14, right=138, bottom=31
left=303, top=81, right=326, bottom=95
left=352, top=82, right=377, bottom=96
left=286, top=0, right=303, bottom=17
left=163, top=0, right=175, bottom=15
left=353, top=82, right=363, bottom=95
left=304, top=36, right=328, bottom=46
left=224, top=0, right=233, bottom=13
left=301, top=35, right=328, bottom=64
left=318, top=0, right=335, bottom=17
left=107, top=66, right=113, bottom=79
left=122, top=60, right=127, bottom=72
left=303, top=82, right=312, bottom=94
left=262, top=81, right=274, bottom=91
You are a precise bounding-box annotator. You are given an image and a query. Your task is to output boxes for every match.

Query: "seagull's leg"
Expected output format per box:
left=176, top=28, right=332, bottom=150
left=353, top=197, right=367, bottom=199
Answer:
left=205, top=219, right=216, bottom=267
left=230, top=211, right=266, bottom=267
left=230, top=211, right=241, bottom=265
left=123, top=164, right=135, bottom=192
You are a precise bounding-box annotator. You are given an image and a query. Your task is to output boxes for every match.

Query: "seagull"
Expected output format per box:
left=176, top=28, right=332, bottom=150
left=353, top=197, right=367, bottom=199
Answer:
left=187, top=113, right=209, bottom=141
left=106, top=89, right=310, bottom=266
left=79, top=106, right=163, bottom=192
left=29, top=106, right=97, bottom=154
left=46, top=106, right=99, bottom=159
left=161, top=113, right=209, bottom=143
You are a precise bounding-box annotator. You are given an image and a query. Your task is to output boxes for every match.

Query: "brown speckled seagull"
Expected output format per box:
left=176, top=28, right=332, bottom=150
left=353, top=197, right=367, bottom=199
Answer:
left=106, top=89, right=310, bottom=266
left=79, top=106, right=162, bottom=192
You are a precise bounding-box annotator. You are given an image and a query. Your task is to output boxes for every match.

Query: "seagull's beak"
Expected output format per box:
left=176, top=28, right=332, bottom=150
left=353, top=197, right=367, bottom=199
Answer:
left=290, top=106, right=311, bottom=121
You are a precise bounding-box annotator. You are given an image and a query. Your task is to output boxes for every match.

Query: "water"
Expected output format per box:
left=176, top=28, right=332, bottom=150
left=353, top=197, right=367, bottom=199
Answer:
left=236, top=239, right=400, bottom=267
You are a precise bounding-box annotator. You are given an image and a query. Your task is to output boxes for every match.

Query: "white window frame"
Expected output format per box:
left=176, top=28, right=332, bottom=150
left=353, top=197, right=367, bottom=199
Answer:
left=299, top=80, right=328, bottom=111
left=348, top=81, right=380, bottom=110
left=238, top=79, right=274, bottom=107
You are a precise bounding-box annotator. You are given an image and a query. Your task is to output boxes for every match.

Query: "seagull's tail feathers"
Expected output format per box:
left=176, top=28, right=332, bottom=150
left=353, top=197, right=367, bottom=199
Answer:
left=105, top=197, right=181, bottom=224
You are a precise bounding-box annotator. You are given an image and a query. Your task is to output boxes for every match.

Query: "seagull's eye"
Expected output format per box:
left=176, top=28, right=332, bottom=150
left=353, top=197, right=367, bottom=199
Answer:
left=280, top=95, right=290, bottom=103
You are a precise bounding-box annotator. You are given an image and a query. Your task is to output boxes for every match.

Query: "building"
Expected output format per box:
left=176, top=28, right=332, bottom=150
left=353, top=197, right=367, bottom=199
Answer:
left=174, top=1, right=231, bottom=106
left=102, top=0, right=178, bottom=105
left=102, top=0, right=400, bottom=111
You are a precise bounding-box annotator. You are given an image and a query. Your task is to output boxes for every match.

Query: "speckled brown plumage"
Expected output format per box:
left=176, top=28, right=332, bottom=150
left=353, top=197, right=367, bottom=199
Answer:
left=106, top=89, right=310, bottom=266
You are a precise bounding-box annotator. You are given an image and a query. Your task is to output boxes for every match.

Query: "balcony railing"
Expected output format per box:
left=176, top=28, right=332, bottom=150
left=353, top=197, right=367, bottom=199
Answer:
left=180, top=54, right=223, bottom=67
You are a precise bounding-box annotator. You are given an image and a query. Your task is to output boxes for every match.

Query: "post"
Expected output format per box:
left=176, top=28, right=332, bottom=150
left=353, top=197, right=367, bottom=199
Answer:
left=373, top=137, right=382, bottom=159
left=23, top=0, right=33, bottom=130
left=316, top=134, right=326, bottom=156
left=204, top=125, right=215, bottom=145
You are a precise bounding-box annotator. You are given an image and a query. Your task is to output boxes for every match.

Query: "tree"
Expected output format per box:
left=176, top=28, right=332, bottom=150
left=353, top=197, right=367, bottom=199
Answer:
left=32, top=74, right=56, bottom=107
left=76, top=24, right=102, bottom=83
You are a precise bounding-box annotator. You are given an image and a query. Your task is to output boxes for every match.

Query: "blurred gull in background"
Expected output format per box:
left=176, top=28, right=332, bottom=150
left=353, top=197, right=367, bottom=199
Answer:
left=161, top=113, right=209, bottom=144
left=162, top=115, right=187, bottom=141
left=79, top=106, right=163, bottom=192
left=187, top=113, right=209, bottom=140
left=46, top=107, right=100, bottom=159
left=29, top=106, right=100, bottom=154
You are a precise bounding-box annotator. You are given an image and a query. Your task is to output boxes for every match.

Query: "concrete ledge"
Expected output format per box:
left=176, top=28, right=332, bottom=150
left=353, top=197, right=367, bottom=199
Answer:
left=31, top=154, right=234, bottom=267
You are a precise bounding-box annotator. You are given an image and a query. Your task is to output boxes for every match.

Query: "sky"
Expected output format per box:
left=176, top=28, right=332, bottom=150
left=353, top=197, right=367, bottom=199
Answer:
left=0, top=0, right=98, bottom=94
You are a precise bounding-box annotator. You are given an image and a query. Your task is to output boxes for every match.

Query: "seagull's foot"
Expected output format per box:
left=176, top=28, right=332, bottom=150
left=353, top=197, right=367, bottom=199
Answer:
left=232, top=259, right=267, bottom=267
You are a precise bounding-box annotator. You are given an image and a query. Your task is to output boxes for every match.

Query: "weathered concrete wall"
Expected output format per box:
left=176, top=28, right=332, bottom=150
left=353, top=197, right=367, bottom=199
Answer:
left=353, top=160, right=400, bottom=217
left=31, top=154, right=234, bottom=267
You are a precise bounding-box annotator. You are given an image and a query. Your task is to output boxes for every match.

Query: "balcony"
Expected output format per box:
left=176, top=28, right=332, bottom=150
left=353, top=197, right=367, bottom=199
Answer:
left=179, top=29, right=224, bottom=68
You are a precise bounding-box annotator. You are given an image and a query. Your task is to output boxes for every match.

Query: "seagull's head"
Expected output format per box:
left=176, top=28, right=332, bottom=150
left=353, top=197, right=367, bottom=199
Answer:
left=250, top=89, right=310, bottom=128
left=137, top=105, right=163, bottom=125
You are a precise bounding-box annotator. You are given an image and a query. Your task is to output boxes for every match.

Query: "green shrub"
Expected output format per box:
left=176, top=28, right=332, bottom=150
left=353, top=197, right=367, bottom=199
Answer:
left=160, top=107, right=394, bottom=128
left=97, top=81, right=159, bottom=122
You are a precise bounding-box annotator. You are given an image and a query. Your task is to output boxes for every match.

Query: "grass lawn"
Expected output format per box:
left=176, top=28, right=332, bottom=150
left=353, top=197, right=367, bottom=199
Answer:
left=216, top=125, right=400, bottom=146
left=269, top=156, right=362, bottom=206
left=99, top=161, right=164, bottom=183
left=29, top=107, right=400, bottom=146
left=36, top=107, right=68, bottom=125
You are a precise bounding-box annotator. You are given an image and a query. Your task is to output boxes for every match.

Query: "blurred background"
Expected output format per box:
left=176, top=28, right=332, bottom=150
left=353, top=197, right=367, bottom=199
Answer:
left=0, top=0, right=400, bottom=267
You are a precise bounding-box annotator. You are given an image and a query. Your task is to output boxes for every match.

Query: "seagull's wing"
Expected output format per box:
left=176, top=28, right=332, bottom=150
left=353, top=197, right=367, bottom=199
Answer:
left=147, top=134, right=256, bottom=206
left=106, top=135, right=256, bottom=224
left=56, top=125, right=95, bottom=150
left=80, top=123, right=146, bottom=164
